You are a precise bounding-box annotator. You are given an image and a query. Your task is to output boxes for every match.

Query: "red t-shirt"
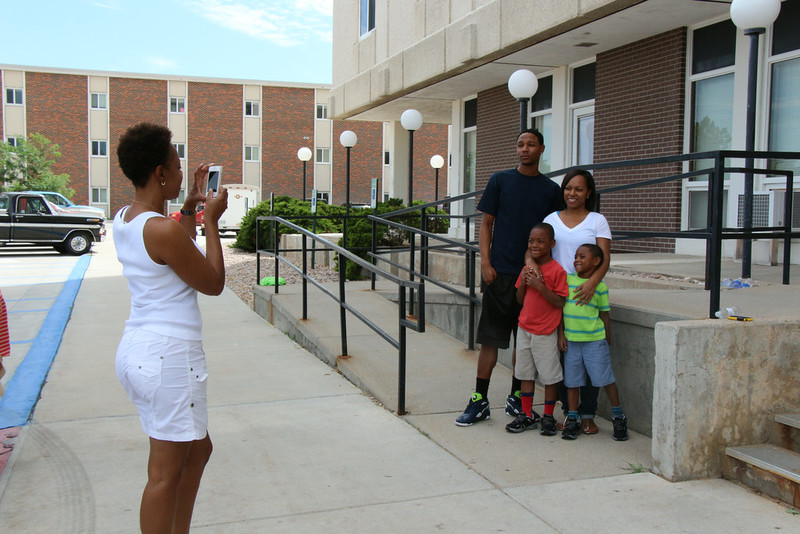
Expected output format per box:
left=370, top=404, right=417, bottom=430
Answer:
left=515, top=259, right=568, bottom=335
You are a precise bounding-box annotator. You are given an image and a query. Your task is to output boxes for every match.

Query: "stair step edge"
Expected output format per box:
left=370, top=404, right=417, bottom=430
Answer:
left=726, top=444, right=800, bottom=484
left=775, top=413, right=800, bottom=430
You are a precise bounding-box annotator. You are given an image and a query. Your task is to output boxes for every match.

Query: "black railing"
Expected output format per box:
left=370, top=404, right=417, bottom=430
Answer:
left=255, top=216, right=423, bottom=415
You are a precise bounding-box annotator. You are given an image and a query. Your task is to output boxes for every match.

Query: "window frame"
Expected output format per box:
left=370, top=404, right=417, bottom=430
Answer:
left=245, top=100, right=260, bottom=117
left=316, top=104, right=328, bottom=119
left=316, top=147, right=330, bottom=164
left=90, top=92, right=107, bottom=110
left=170, top=97, right=186, bottom=114
left=173, top=143, right=186, bottom=159
left=359, top=0, right=376, bottom=37
left=244, top=145, right=260, bottom=161
left=91, top=140, right=108, bottom=157
left=5, top=88, right=23, bottom=105
left=91, top=187, right=108, bottom=204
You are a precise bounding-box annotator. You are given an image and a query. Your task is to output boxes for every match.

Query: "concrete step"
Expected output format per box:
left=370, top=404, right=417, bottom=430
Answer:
left=776, top=413, right=800, bottom=430
left=725, top=444, right=800, bottom=508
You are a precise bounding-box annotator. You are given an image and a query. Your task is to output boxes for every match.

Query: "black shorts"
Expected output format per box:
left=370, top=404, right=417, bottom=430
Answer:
left=476, top=273, right=521, bottom=350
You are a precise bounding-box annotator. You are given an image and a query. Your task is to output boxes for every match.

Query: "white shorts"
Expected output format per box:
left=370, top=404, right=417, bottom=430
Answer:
left=514, top=329, right=563, bottom=385
left=116, top=327, right=208, bottom=442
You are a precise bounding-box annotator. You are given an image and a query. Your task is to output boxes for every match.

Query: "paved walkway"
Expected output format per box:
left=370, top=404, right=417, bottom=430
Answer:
left=0, top=236, right=798, bottom=532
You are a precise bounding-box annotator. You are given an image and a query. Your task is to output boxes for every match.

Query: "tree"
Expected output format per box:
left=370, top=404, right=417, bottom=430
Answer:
left=0, top=133, right=74, bottom=197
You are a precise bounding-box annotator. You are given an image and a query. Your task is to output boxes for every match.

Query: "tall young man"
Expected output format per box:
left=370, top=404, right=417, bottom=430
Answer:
left=456, top=129, right=561, bottom=426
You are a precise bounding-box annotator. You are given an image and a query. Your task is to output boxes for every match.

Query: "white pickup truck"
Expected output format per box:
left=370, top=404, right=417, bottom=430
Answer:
left=204, top=184, right=259, bottom=235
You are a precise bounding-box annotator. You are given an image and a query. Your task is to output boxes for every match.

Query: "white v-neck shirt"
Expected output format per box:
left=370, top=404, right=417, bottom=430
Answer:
left=543, top=211, right=611, bottom=273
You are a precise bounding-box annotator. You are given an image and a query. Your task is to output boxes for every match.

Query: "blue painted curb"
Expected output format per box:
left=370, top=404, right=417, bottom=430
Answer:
left=0, top=255, right=91, bottom=429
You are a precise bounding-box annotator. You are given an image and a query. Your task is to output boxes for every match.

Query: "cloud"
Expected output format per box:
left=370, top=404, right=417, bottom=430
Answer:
left=148, top=57, right=179, bottom=70
left=181, top=0, right=332, bottom=47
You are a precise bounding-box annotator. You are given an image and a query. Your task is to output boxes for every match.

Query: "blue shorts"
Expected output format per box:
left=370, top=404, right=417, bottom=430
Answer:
left=563, top=339, right=615, bottom=389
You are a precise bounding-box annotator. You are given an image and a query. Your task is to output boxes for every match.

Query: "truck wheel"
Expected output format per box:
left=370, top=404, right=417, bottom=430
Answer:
left=64, top=232, right=92, bottom=255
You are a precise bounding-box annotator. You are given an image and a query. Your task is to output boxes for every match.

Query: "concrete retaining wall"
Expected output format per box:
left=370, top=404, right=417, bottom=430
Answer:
left=280, top=233, right=342, bottom=269
left=652, top=318, right=800, bottom=481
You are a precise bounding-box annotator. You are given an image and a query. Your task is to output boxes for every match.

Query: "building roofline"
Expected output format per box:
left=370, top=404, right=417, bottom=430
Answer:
left=0, top=63, right=331, bottom=90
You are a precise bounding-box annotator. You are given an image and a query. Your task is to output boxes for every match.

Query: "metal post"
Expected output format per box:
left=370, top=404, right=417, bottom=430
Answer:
left=302, top=234, right=308, bottom=320
left=339, top=246, right=348, bottom=357
left=783, top=171, right=793, bottom=285
left=408, top=130, right=416, bottom=316
left=273, top=219, right=279, bottom=295
left=518, top=98, right=529, bottom=132
left=709, top=153, right=724, bottom=318
left=302, top=160, right=307, bottom=201
left=398, top=286, right=407, bottom=415
left=742, top=28, right=764, bottom=279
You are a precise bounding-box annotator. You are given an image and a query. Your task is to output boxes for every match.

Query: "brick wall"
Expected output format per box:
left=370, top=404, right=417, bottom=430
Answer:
left=261, top=87, right=315, bottom=198
left=475, top=85, right=522, bottom=197
left=188, top=82, right=242, bottom=193
left=331, top=120, right=383, bottom=205
left=0, top=71, right=3, bottom=140
left=109, top=77, right=168, bottom=214
left=25, top=72, right=89, bottom=204
left=594, top=28, right=687, bottom=253
left=408, top=123, right=449, bottom=204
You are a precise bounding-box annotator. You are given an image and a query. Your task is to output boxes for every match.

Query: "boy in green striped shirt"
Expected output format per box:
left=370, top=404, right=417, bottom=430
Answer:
left=557, top=243, right=628, bottom=441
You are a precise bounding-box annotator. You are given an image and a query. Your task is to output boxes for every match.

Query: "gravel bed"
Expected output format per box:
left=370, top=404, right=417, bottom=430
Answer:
left=222, top=240, right=339, bottom=310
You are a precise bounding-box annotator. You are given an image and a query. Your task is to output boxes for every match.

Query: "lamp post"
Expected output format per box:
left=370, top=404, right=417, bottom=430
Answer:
left=401, top=109, right=423, bottom=317
left=297, top=147, right=312, bottom=201
left=430, top=155, right=444, bottom=203
left=508, top=69, right=538, bottom=132
left=401, top=109, right=423, bottom=206
left=339, top=130, right=357, bottom=249
left=730, top=0, right=781, bottom=278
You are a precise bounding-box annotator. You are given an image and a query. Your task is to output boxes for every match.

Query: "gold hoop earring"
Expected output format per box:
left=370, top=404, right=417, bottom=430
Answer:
left=160, top=180, right=166, bottom=186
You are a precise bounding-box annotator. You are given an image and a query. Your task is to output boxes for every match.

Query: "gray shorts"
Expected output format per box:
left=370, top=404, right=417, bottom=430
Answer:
left=514, top=329, right=563, bottom=385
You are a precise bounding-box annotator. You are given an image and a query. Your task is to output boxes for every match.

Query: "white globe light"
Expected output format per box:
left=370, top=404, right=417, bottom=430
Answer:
left=297, top=147, right=312, bottom=161
left=508, top=69, right=538, bottom=100
left=430, top=155, right=445, bottom=169
left=730, top=0, right=781, bottom=30
left=339, top=130, right=357, bottom=148
left=400, top=109, right=423, bottom=131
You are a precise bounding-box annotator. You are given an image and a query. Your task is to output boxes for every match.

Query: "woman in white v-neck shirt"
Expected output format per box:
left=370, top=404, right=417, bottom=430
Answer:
left=114, top=122, right=228, bottom=533
left=543, top=169, right=611, bottom=434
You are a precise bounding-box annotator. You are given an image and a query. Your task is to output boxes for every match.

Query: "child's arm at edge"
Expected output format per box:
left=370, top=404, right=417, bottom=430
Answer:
left=600, top=310, right=611, bottom=345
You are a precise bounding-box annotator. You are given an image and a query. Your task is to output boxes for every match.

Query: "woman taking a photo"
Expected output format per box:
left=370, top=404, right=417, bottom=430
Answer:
left=114, top=122, right=227, bottom=533
left=543, top=169, right=611, bottom=435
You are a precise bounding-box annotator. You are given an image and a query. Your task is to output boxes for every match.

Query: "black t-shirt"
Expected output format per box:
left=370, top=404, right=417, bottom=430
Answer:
left=477, top=168, right=561, bottom=275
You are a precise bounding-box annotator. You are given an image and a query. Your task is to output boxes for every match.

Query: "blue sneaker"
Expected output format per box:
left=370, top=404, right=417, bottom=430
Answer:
left=505, top=394, right=523, bottom=417
left=506, top=394, right=541, bottom=421
left=455, top=393, right=490, bottom=426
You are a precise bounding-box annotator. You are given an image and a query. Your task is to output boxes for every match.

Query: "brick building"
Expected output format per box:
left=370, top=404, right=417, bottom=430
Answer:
left=331, top=0, right=800, bottom=264
left=1, top=65, right=448, bottom=218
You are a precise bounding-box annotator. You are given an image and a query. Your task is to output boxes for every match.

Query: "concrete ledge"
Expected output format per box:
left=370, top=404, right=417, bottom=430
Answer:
left=652, top=318, right=800, bottom=481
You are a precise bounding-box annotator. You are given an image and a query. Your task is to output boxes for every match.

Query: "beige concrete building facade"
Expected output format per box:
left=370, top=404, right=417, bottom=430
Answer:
left=331, top=0, right=800, bottom=264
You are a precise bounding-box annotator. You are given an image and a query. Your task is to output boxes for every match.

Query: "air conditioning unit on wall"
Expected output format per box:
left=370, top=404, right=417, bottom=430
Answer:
left=737, top=191, right=800, bottom=230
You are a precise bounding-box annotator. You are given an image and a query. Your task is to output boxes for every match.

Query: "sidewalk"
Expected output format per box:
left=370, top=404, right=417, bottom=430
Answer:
left=0, top=236, right=798, bottom=532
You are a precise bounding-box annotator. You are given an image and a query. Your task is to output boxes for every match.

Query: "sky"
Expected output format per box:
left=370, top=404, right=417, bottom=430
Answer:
left=0, top=0, right=333, bottom=84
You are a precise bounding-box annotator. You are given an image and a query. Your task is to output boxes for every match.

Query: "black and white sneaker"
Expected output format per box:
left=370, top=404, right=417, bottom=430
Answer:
left=505, top=414, right=538, bottom=433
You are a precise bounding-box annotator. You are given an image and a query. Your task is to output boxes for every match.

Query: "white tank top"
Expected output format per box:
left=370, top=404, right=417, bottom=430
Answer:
left=113, top=207, right=203, bottom=340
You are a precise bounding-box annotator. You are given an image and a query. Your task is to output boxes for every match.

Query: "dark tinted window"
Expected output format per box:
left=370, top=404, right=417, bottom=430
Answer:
left=772, top=0, right=800, bottom=56
left=532, top=76, right=552, bottom=112
left=693, top=20, right=736, bottom=74
left=572, top=63, right=596, bottom=103
left=464, top=98, right=477, bottom=128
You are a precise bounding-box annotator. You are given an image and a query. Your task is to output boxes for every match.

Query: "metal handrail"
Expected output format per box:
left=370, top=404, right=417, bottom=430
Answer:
left=255, top=216, right=422, bottom=415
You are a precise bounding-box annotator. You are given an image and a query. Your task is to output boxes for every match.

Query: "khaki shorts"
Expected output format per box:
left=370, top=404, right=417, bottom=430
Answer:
left=514, top=329, right=562, bottom=385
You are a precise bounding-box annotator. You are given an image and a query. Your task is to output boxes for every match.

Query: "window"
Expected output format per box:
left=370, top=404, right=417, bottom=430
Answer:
left=462, top=98, right=478, bottom=216
left=170, top=97, right=186, bottom=113
left=245, top=145, right=260, bottom=161
left=5, top=88, right=22, bottom=105
left=384, top=151, right=390, bottom=165
left=360, top=0, right=375, bottom=36
left=91, top=187, right=108, bottom=204
left=316, top=191, right=329, bottom=204
left=570, top=64, right=595, bottom=166
left=90, top=92, right=107, bottom=109
left=316, top=104, right=328, bottom=119
left=316, top=147, right=330, bottom=163
left=531, top=76, right=553, bottom=173
left=768, top=0, right=800, bottom=176
left=173, top=143, right=186, bottom=159
left=7, top=137, right=19, bottom=147
left=245, top=101, right=260, bottom=116
left=91, top=140, right=107, bottom=157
